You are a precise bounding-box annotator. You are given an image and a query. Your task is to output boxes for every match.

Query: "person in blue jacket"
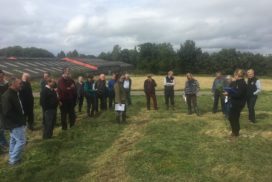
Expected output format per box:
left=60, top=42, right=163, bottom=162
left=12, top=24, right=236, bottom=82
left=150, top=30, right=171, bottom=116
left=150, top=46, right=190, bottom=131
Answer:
left=108, top=73, right=116, bottom=109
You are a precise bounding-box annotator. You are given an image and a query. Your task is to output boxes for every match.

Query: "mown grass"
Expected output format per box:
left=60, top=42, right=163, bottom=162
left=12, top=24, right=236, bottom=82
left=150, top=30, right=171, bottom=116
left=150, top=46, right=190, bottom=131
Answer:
left=0, top=93, right=272, bottom=182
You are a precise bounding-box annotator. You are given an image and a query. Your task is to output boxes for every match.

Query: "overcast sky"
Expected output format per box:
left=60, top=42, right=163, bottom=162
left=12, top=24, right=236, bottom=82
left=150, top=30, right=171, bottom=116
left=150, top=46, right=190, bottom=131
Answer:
left=0, top=0, right=271, bottom=55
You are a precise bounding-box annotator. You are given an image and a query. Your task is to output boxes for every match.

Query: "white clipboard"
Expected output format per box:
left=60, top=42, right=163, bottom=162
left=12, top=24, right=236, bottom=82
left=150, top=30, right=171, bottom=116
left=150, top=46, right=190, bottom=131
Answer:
left=115, top=104, right=125, bottom=111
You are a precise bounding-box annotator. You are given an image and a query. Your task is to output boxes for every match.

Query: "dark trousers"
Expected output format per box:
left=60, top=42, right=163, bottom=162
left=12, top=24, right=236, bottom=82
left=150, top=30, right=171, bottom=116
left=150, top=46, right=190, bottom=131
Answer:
left=77, top=96, right=84, bottom=112
left=247, top=95, right=257, bottom=122
left=0, top=129, right=8, bottom=152
left=228, top=105, right=242, bottom=136
left=86, top=95, right=97, bottom=116
left=24, top=110, right=34, bottom=130
left=43, top=109, right=57, bottom=139
left=116, top=104, right=126, bottom=123
left=97, top=93, right=107, bottom=110
left=146, top=93, right=158, bottom=110
left=0, top=114, right=8, bottom=149
left=213, top=92, right=225, bottom=113
left=124, top=89, right=131, bottom=105
left=60, top=100, right=76, bottom=130
left=164, top=90, right=174, bottom=108
left=108, top=90, right=115, bottom=109
left=186, top=94, right=199, bottom=115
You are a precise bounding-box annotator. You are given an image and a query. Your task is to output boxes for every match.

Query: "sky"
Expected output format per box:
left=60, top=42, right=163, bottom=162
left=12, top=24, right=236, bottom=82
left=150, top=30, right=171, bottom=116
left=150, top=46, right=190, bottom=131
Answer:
left=0, top=0, right=272, bottom=55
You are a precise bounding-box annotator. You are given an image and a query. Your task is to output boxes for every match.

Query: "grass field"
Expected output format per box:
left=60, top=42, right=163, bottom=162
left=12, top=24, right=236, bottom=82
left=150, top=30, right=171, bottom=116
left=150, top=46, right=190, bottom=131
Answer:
left=0, top=92, right=272, bottom=182
left=31, top=75, right=272, bottom=93
left=128, top=75, right=272, bottom=91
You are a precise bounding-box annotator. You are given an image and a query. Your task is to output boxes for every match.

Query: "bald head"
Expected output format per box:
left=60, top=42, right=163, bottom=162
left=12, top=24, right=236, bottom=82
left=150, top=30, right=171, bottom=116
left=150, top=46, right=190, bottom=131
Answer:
left=22, top=72, right=30, bottom=82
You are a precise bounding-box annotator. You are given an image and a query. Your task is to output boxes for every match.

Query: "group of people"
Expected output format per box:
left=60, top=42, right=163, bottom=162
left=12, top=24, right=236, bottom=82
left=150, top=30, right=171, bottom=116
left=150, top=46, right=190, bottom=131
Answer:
left=144, top=69, right=261, bottom=138
left=0, top=67, right=261, bottom=165
left=0, top=68, right=133, bottom=165
left=210, top=69, right=261, bottom=136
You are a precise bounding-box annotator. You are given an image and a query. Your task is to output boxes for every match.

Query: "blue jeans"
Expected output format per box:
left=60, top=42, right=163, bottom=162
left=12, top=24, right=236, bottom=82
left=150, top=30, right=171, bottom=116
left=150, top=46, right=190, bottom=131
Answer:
left=9, top=126, right=26, bottom=164
left=0, top=129, right=8, bottom=148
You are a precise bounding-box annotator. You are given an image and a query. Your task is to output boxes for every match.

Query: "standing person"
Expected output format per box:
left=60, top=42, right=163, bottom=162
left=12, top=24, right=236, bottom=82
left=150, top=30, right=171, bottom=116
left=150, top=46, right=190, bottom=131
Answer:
left=19, top=73, right=34, bottom=131
left=223, top=75, right=233, bottom=118
left=123, top=73, right=132, bottom=106
left=223, top=69, right=247, bottom=137
left=95, top=74, right=107, bottom=111
left=108, top=73, right=116, bottom=109
left=164, top=71, right=175, bottom=110
left=76, top=76, right=85, bottom=112
left=114, top=74, right=126, bottom=123
left=144, top=74, right=158, bottom=110
left=0, top=70, right=8, bottom=153
left=184, top=73, right=200, bottom=116
left=211, top=71, right=226, bottom=113
left=2, top=77, right=25, bottom=165
left=84, top=75, right=97, bottom=117
left=57, top=68, right=77, bottom=130
left=40, top=72, right=51, bottom=91
left=40, top=72, right=51, bottom=125
left=246, top=69, right=261, bottom=123
left=40, top=78, right=58, bottom=139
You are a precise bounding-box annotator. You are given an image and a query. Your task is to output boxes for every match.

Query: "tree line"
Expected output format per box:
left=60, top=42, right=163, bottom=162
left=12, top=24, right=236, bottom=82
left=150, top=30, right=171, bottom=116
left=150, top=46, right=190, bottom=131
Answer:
left=0, top=46, right=55, bottom=58
left=1, top=42, right=272, bottom=75
left=97, top=41, right=272, bottom=75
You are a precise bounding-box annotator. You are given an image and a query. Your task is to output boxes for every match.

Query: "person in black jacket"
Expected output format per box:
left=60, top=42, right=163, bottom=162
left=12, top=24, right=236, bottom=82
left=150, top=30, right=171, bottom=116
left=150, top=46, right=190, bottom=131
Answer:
left=144, top=74, right=158, bottom=110
left=76, top=76, right=85, bottom=112
left=246, top=69, right=261, bottom=123
left=40, top=72, right=51, bottom=127
left=223, top=69, right=247, bottom=137
left=40, top=78, right=59, bottom=139
left=19, top=73, right=34, bottom=131
left=2, top=77, right=26, bottom=165
left=0, top=70, right=8, bottom=153
left=95, top=74, right=107, bottom=111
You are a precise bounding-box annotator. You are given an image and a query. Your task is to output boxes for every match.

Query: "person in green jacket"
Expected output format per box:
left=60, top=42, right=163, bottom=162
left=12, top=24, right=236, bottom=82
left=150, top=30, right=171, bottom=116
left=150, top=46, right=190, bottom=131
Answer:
left=84, top=75, right=98, bottom=117
left=114, top=74, right=126, bottom=123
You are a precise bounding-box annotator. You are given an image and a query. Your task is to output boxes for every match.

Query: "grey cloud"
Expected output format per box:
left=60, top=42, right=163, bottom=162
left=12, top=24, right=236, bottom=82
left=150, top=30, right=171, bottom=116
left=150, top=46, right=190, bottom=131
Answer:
left=0, top=0, right=272, bottom=55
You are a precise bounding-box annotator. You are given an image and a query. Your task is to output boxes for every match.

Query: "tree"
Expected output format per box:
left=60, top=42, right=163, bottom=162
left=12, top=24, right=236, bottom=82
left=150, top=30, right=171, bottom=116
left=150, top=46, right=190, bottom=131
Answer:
left=98, top=52, right=112, bottom=61
left=177, top=40, right=202, bottom=73
left=138, top=43, right=160, bottom=73
left=57, top=51, right=66, bottom=58
left=111, top=45, right=121, bottom=61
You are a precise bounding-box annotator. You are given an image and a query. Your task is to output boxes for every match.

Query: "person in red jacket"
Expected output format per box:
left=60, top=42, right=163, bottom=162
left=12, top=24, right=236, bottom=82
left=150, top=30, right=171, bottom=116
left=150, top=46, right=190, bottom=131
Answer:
left=57, top=68, right=77, bottom=130
left=144, top=74, right=158, bottom=110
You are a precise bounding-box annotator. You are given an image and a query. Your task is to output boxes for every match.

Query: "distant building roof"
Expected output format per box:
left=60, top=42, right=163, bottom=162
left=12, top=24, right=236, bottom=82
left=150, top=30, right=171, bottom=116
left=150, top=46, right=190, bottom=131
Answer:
left=0, top=57, right=133, bottom=77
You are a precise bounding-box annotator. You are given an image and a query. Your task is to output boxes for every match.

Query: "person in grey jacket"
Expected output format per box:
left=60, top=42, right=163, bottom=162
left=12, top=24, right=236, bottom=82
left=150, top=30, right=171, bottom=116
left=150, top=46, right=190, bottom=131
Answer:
left=184, top=73, right=200, bottom=116
left=211, top=71, right=226, bottom=113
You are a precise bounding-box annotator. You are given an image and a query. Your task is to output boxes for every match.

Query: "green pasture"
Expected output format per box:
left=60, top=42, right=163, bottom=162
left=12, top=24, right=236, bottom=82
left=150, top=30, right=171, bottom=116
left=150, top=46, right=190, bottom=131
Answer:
left=0, top=93, right=271, bottom=182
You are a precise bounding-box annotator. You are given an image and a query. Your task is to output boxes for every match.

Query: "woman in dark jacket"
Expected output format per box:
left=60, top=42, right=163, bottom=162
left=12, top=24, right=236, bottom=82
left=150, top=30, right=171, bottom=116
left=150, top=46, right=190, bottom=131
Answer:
left=224, top=69, right=247, bottom=137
